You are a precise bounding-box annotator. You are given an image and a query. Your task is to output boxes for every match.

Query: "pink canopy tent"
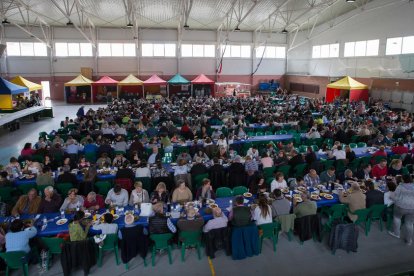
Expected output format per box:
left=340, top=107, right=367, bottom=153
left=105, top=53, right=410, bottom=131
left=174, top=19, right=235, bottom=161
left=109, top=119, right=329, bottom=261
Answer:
left=143, top=74, right=167, bottom=98
left=191, top=74, right=215, bottom=97
left=91, top=76, right=118, bottom=103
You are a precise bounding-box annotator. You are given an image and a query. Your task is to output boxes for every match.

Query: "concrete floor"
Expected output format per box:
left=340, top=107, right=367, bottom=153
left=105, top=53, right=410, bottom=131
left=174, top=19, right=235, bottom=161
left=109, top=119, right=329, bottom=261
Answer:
left=1, top=102, right=413, bottom=276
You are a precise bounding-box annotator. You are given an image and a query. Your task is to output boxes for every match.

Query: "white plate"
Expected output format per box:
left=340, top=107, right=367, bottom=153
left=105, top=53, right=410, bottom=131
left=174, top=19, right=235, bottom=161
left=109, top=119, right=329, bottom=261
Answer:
left=84, top=212, right=92, bottom=218
left=113, top=214, right=120, bottom=220
left=56, top=218, right=68, bottom=225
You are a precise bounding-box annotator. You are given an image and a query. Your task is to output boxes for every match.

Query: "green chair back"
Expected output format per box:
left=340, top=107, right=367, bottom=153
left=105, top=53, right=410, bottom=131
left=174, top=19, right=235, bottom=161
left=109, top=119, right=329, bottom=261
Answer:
left=357, top=142, right=367, bottom=148
left=255, top=132, right=264, bottom=136
left=216, top=187, right=232, bottom=198
left=41, top=237, right=65, bottom=254
left=369, top=204, right=386, bottom=231
left=232, top=186, right=248, bottom=196
left=276, top=165, right=291, bottom=177
left=323, top=160, right=335, bottom=171
left=293, top=163, right=307, bottom=178
left=98, top=234, right=120, bottom=267
left=150, top=233, right=173, bottom=266
left=179, top=231, right=202, bottom=262
left=330, top=204, right=348, bottom=220
left=94, top=181, right=112, bottom=196
left=349, top=143, right=357, bottom=149
left=0, top=251, right=29, bottom=276
left=85, top=152, right=97, bottom=163
left=0, top=186, right=14, bottom=203
left=18, top=184, right=36, bottom=195
left=258, top=222, right=281, bottom=253
left=56, top=182, right=73, bottom=196
left=263, top=167, right=275, bottom=179
left=353, top=208, right=371, bottom=236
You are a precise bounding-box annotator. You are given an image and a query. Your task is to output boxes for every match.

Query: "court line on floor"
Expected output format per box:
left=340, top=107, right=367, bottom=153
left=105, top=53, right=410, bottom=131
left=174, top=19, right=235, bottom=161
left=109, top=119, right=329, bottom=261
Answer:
left=208, top=257, right=216, bottom=276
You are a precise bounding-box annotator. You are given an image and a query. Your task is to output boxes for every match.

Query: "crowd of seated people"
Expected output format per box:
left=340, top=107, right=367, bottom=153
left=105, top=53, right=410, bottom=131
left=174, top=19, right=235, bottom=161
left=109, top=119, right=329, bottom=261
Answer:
left=0, top=95, right=414, bottom=272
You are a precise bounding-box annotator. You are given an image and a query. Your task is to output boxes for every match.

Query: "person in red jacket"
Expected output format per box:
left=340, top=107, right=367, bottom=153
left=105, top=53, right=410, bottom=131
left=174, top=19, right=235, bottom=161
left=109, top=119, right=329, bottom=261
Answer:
left=392, top=141, right=409, bottom=155
left=372, top=159, right=388, bottom=179
left=83, top=192, right=105, bottom=210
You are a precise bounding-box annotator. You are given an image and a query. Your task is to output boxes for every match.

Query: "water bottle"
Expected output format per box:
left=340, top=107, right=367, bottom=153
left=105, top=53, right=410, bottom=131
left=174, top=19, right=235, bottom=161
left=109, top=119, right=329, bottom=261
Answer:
left=42, top=217, right=48, bottom=228
left=60, top=211, right=65, bottom=219
left=134, top=204, right=139, bottom=214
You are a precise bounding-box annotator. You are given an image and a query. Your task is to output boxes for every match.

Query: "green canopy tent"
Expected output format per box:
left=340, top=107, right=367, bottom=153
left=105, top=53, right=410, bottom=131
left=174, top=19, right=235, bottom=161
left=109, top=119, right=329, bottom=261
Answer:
left=167, top=74, right=190, bottom=98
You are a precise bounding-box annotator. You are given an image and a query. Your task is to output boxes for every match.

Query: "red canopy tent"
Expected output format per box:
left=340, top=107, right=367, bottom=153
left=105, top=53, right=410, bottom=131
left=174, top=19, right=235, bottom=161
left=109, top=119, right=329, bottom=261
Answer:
left=143, top=74, right=167, bottom=98
left=191, top=74, right=215, bottom=97
left=92, top=76, right=118, bottom=103
left=326, top=76, right=369, bottom=103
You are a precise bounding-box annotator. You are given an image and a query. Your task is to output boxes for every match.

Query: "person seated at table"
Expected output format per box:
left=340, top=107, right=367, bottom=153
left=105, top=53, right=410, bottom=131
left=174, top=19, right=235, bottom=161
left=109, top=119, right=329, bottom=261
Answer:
left=5, top=219, right=37, bottom=255
left=149, top=202, right=177, bottom=234
left=105, top=184, right=128, bottom=207
left=20, top=142, right=36, bottom=157
left=23, top=157, right=42, bottom=175
left=60, top=188, right=84, bottom=212
left=339, top=169, right=358, bottom=184
left=83, top=191, right=105, bottom=211
left=344, top=145, right=356, bottom=163
left=372, top=159, right=388, bottom=179
left=80, top=135, right=94, bottom=146
left=392, top=141, right=409, bottom=155
left=216, top=146, right=228, bottom=161
left=5, top=157, right=21, bottom=177
left=261, top=152, right=274, bottom=168
left=246, top=146, right=259, bottom=160
left=330, top=145, right=346, bottom=160
left=371, top=134, right=387, bottom=147
left=177, top=207, right=204, bottom=232
left=150, top=182, right=169, bottom=204
left=56, top=165, right=78, bottom=187
left=176, top=151, right=192, bottom=164
left=38, top=186, right=62, bottom=213
left=355, top=164, right=372, bottom=180
left=274, top=150, right=288, bottom=167
left=372, top=146, right=388, bottom=161
left=270, top=172, right=288, bottom=192
left=12, top=188, right=41, bottom=216
left=115, top=161, right=134, bottom=182
left=69, top=210, right=92, bottom=242
left=305, top=147, right=317, bottom=165
left=129, top=181, right=150, bottom=206
left=384, top=181, right=396, bottom=207
left=203, top=207, right=228, bottom=233
left=112, top=153, right=127, bottom=168
left=293, top=193, right=317, bottom=219
left=253, top=196, right=272, bottom=226
left=271, top=189, right=291, bottom=219
left=388, top=159, right=404, bottom=176
left=306, top=127, right=321, bottom=139
left=320, top=167, right=336, bottom=184
left=135, top=161, right=151, bottom=178
left=92, top=213, right=118, bottom=235
left=160, top=133, right=173, bottom=153
left=304, top=169, right=320, bottom=187
left=365, top=180, right=384, bottom=208
left=0, top=171, right=12, bottom=187
left=172, top=180, right=193, bottom=204
left=97, top=139, right=114, bottom=158
left=147, top=146, right=161, bottom=165
left=217, top=134, right=228, bottom=148
left=193, top=150, right=210, bottom=163
left=96, top=152, right=111, bottom=169
left=52, top=134, right=64, bottom=146
left=151, top=161, right=170, bottom=178
left=288, top=150, right=304, bottom=171
left=36, top=166, right=54, bottom=187
left=113, top=135, right=128, bottom=153
left=339, top=182, right=366, bottom=222
left=77, top=155, right=90, bottom=169
left=43, top=154, right=58, bottom=171
left=384, top=132, right=395, bottom=146
left=174, top=159, right=191, bottom=189
left=196, top=178, right=216, bottom=201
left=190, top=157, right=208, bottom=177
left=250, top=175, right=267, bottom=195
left=244, top=155, right=258, bottom=173
left=229, top=196, right=252, bottom=227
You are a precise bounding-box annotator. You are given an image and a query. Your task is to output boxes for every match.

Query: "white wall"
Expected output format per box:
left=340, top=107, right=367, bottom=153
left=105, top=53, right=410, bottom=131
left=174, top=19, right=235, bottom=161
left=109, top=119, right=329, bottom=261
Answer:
left=1, top=26, right=287, bottom=78
left=287, top=0, right=414, bottom=79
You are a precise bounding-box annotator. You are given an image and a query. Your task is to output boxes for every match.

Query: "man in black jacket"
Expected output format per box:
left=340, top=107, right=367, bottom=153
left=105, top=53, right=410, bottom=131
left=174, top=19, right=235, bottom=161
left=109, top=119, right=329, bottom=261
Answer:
left=288, top=150, right=304, bottom=172
left=365, top=180, right=384, bottom=208
left=56, top=165, right=78, bottom=187
left=116, top=161, right=135, bottom=183
left=355, top=164, right=372, bottom=181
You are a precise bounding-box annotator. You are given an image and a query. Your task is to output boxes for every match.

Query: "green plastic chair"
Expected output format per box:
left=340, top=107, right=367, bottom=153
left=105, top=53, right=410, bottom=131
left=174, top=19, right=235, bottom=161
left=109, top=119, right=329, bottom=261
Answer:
left=179, top=231, right=202, bottom=262
left=372, top=156, right=385, bottom=165
left=258, top=222, right=280, bottom=253
left=39, top=131, right=48, bottom=138
left=263, top=167, right=276, bottom=179
left=265, top=131, right=273, bottom=135
left=369, top=204, right=386, bottom=231
left=357, top=142, right=367, bottom=148
left=386, top=205, right=394, bottom=231
left=56, top=182, right=73, bottom=196
left=360, top=156, right=371, bottom=166
left=349, top=143, right=358, bottom=149
left=216, top=187, right=232, bottom=198
left=41, top=237, right=65, bottom=270
left=255, top=132, right=264, bottom=136
left=0, top=251, right=29, bottom=276
left=232, top=186, right=248, bottom=196
left=193, top=173, right=209, bottom=190
left=18, top=184, right=36, bottom=195
left=98, top=234, right=120, bottom=267
left=348, top=159, right=360, bottom=173
left=335, top=159, right=346, bottom=172
left=293, top=163, right=307, bottom=178
left=276, top=165, right=291, bottom=177
left=85, top=152, right=97, bottom=163
left=353, top=208, right=371, bottom=236
left=323, top=160, right=335, bottom=171
left=0, top=186, right=14, bottom=204
left=32, top=154, right=44, bottom=163
left=323, top=204, right=348, bottom=231
left=150, top=233, right=173, bottom=266
left=94, top=181, right=112, bottom=196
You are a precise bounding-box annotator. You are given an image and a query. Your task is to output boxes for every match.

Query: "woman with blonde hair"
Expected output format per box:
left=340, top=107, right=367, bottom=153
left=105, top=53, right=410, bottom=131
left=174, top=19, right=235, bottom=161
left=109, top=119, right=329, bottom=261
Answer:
left=388, top=159, right=403, bottom=176
left=150, top=182, right=169, bottom=204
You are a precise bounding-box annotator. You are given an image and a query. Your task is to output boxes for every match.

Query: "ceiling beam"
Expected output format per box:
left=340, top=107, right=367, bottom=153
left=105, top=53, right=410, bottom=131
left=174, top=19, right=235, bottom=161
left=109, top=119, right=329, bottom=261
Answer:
left=254, top=0, right=293, bottom=32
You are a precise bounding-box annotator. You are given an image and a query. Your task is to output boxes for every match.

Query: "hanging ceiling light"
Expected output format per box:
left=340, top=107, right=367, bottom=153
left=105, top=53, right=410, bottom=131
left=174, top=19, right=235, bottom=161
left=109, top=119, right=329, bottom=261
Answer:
left=126, top=22, right=134, bottom=27
left=346, top=0, right=356, bottom=2
left=235, top=26, right=240, bottom=31
left=183, top=24, right=189, bottom=29
left=66, top=21, right=73, bottom=26
left=281, top=29, right=288, bottom=34
left=1, top=18, right=10, bottom=24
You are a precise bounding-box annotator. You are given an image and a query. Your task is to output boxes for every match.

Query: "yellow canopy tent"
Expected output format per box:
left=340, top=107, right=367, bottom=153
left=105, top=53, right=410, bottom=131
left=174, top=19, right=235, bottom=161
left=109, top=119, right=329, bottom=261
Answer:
left=10, top=76, right=42, bottom=91
left=117, top=74, right=144, bottom=99
left=64, top=75, right=93, bottom=103
left=326, top=76, right=369, bottom=103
